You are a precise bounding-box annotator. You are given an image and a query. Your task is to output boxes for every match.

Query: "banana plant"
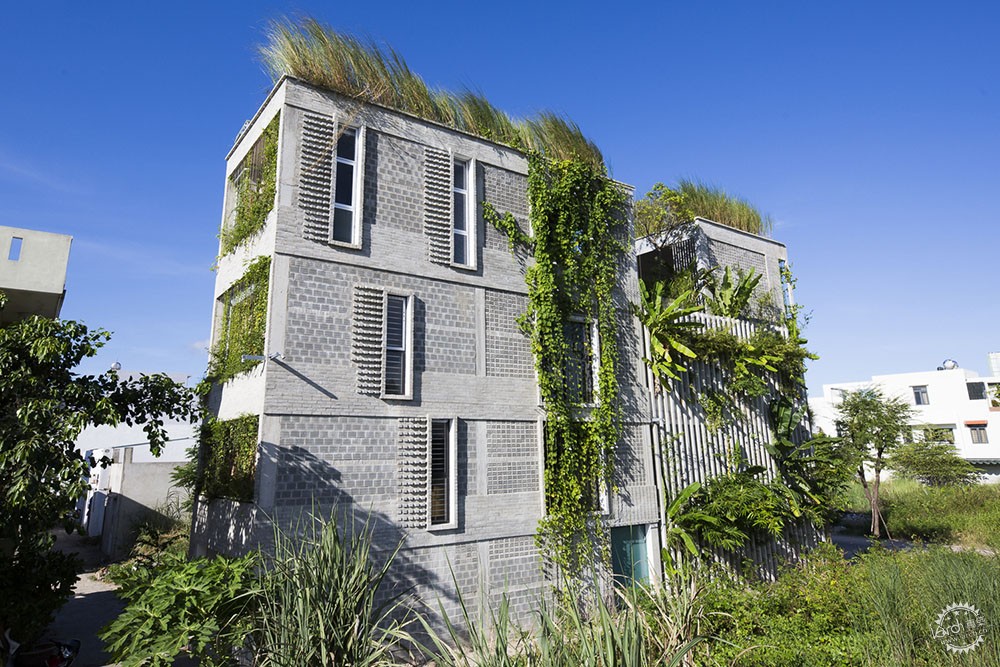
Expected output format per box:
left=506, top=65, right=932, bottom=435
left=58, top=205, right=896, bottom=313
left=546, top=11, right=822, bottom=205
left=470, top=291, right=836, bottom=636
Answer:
left=765, top=396, right=845, bottom=513
left=633, top=280, right=704, bottom=388
left=704, top=265, right=761, bottom=318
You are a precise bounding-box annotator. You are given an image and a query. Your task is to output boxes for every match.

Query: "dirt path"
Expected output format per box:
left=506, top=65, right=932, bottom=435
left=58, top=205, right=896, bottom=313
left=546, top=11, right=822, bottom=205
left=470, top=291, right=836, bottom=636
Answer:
left=47, top=532, right=123, bottom=667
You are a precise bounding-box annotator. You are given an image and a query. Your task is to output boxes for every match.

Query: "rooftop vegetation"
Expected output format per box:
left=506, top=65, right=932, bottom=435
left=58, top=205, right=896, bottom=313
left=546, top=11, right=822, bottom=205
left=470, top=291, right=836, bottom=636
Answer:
left=260, top=18, right=604, bottom=167
left=635, top=179, right=773, bottom=238
left=679, top=179, right=772, bottom=235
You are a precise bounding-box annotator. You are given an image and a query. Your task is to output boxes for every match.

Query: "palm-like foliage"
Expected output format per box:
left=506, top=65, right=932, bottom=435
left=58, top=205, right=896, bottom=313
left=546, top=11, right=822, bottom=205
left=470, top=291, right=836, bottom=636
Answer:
left=703, top=265, right=761, bottom=319
left=633, top=281, right=703, bottom=387
left=261, top=18, right=604, bottom=167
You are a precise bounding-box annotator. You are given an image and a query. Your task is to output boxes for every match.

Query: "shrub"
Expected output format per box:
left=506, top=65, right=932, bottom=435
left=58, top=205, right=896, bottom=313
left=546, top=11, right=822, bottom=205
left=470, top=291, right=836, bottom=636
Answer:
left=200, top=414, right=259, bottom=501
left=220, top=115, right=279, bottom=255
left=101, top=551, right=256, bottom=667
left=698, top=542, right=870, bottom=666
left=249, top=512, right=405, bottom=666
left=883, top=482, right=1000, bottom=548
left=889, top=439, right=983, bottom=486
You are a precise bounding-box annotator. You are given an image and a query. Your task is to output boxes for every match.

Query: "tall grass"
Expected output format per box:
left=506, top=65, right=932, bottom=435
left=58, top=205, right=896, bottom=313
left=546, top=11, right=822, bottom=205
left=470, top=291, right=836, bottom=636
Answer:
left=858, top=546, right=1000, bottom=665
left=844, top=479, right=1000, bottom=549
left=249, top=511, right=405, bottom=667
left=260, top=18, right=604, bottom=167
left=699, top=542, right=1000, bottom=666
left=678, top=180, right=772, bottom=236
left=411, top=577, right=711, bottom=666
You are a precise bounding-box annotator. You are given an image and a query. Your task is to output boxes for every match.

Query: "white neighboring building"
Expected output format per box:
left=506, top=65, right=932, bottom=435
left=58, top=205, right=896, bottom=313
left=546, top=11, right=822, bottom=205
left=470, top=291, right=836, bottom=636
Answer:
left=77, top=372, right=196, bottom=559
left=810, top=355, right=1000, bottom=481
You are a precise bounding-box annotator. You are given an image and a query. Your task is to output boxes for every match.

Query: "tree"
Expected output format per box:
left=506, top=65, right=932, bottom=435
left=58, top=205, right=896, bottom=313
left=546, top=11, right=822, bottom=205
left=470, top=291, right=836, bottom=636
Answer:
left=889, top=435, right=983, bottom=486
left=0, top=307, right=199, bottom=642
left=834, top=387, right=913, bottom=538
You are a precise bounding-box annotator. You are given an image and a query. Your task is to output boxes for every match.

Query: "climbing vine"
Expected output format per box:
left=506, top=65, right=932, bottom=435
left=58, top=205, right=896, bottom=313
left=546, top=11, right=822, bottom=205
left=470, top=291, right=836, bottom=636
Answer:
left=200, top=414, right=260, bottom=500
left=486, top=153, right=629, bottom=575
left=209, top=256, right=271, bottom=383
left=220, top=114, right=280, bottom=255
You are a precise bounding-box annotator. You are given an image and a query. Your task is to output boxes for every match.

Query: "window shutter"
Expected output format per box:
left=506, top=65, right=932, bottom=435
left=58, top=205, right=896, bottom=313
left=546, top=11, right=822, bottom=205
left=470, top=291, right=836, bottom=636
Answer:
left=299, top=113, right=336, bottom=243
left=397, top=417, right=429, bottom=527
left=351, top=284, right=385, bottom=395
left=424, top=147, right=451, bottom=265
left=429, top=419, right=451, bottom=526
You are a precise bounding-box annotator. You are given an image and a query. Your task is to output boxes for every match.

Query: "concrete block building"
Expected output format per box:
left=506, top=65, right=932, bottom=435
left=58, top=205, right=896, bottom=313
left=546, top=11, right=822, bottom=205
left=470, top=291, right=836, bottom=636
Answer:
left=191, top=77, right=659, bottom=617
left=636, top=219, right=820, bottom=573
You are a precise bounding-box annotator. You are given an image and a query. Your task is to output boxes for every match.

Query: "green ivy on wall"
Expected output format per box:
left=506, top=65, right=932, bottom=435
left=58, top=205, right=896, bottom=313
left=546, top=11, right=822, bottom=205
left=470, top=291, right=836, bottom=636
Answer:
left=200, top=414, right=260, bottom=501
left=487, top=153, right=629, bottom=575
left=209, top=256, right=271, bottom=383
left=220, top=114, right=280, bottom=255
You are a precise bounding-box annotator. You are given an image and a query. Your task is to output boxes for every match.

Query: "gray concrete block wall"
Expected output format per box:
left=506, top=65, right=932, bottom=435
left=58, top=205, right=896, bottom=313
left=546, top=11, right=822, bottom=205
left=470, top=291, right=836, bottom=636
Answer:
left=274, top=415, right=398, bottom=506
left=482, top=164, right=529, bottom=252
left=485, top=290, right=533, bottom=378
left=196, top=77, right=660, bottom=612
left=367, top=132, right=424, bottom=235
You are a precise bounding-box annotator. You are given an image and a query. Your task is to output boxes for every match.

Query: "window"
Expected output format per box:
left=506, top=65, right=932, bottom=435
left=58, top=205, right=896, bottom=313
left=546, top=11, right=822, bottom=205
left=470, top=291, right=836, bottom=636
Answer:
left=383, top=294, right=412, bottom=398
left=565, top=318, right=598, bottom=405
left=451, top=159, right=474, bottom=268
left=428, top=418, right=458, bottom=529
left=917, top=426, right=954, bottom=444
left=912, top=385, right=930, bottom=405
left=332, top=127, right=363, bottom=246
left=611, top=525, right=650, bottom=585
left=540, top=423, right=608, bottom=514
left=967, top=382, right=987, bottom=401
left=970, top=425, right=989, bottom=444
left=7, top=237, right=22, bottom=261
left=777, top=258, right=792, bottom=314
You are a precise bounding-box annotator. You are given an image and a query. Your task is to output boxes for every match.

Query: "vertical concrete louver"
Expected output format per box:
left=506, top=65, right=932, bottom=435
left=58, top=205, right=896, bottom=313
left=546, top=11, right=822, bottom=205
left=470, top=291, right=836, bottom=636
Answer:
left=351, top=284, right=385, bottom=396
left=299, top=113, right=336, bottom=243
left=423, top=146, right=452, bottom=265
left=397, top=417, right=430, bottom=527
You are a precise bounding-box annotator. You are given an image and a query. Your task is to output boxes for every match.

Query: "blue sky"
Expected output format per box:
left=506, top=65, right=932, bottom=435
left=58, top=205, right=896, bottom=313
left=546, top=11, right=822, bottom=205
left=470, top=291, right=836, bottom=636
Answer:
left=2, top=1, right=997, bottom=396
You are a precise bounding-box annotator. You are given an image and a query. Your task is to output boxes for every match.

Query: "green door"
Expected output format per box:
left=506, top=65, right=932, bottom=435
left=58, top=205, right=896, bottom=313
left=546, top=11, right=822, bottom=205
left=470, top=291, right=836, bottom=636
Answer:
left=611, top=525, right=649, bottom=585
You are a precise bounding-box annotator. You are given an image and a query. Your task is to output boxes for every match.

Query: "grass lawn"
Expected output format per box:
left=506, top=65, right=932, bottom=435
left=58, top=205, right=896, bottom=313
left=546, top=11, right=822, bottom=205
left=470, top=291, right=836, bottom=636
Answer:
left=843, top=479, right=1000, bottom=550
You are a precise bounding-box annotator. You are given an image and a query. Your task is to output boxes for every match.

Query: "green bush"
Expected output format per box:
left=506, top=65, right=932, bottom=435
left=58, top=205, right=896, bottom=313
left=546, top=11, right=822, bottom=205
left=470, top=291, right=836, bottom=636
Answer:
left=857, top=545, right=1000, bottom=665
left=890, top=439, right=983, bottom=486
left=0, top=536, right=79, bottom=644
left=698, top=542, right=870, bottom=666
left=200, top=414, right=259, bottom=501
left=414, top=580, right=709, bottom=666
left=209, top=256, right=271, bottom=383
left=250, top=512, right=405, bottom=667
left=697, top=542, right=1000, bottom=666
left=101, top=551, right=256, bottom=667
left=220, top=115, right=279, bottom=255
left=883, top=482, right=1000, bottom=549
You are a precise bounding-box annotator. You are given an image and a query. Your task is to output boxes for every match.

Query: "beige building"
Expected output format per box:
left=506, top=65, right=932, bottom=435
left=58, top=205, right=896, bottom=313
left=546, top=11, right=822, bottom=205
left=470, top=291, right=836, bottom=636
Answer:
left=0, top=225, right=72, bottom=323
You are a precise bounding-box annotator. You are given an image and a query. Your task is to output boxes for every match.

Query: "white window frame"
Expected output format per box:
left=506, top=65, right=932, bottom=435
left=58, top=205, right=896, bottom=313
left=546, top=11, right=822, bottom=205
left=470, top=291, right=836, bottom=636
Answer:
left=381, top=292, right=413, bottom=400
left=912, top=385, right=930, bottom=406
left=427, top=417, right=458, bottom=530
left=330, top=124, right=366, bottom=249
left=450, top=155, right=477, bottom=270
